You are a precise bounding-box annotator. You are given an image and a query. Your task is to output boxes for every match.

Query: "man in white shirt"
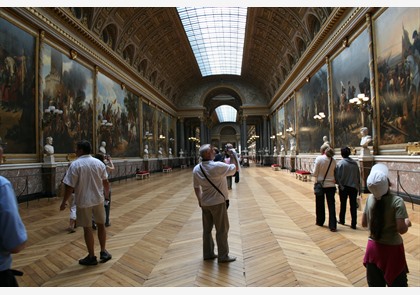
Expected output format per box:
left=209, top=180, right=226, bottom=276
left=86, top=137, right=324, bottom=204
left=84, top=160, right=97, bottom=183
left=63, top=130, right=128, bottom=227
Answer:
left=59, top=140, right=111, bottom=266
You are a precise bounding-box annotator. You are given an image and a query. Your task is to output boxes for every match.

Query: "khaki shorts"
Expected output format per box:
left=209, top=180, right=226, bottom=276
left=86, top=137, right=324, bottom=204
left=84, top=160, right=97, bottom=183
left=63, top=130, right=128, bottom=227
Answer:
left=77, top=202, right=105, bottom=227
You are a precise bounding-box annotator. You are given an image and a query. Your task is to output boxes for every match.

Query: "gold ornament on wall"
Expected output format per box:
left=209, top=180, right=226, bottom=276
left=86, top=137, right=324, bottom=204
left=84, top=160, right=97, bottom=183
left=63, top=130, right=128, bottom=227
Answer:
left=70, top=49, right=78, bottom=60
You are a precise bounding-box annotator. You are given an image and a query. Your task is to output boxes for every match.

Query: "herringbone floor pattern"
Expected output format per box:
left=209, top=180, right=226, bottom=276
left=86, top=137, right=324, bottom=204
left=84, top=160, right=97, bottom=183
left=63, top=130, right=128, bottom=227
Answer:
left=12, top=165, right=420, bottom=287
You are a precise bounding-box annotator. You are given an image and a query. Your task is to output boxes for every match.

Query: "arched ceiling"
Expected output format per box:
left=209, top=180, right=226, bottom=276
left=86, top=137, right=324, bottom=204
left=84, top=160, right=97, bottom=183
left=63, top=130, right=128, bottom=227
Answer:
left=46, top=7, right=335, bottom=108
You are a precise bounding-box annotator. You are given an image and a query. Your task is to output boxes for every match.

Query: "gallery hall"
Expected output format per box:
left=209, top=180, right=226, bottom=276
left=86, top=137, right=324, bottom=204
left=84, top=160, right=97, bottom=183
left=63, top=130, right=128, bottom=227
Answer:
left=0, top=4, right=419, bottom=288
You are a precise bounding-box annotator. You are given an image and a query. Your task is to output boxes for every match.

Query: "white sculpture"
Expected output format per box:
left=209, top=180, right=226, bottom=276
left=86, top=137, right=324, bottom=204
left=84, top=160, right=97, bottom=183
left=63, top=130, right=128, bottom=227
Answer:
left=99, top=141, right=107, bottom=155
left=179, top=148, right=184, bottom=157
left=44, top=136, right=55, bottom=163
left=44, top=136, right=54, bottom=155
left=360, top=127, right=372, bottom=156
left=323, top=136, right=330, bottom=148
left=158, top=147, right=163, bottom=158
left=144, top=144, right=149, bottom=159
left=273, top=145, right=277, bottom=156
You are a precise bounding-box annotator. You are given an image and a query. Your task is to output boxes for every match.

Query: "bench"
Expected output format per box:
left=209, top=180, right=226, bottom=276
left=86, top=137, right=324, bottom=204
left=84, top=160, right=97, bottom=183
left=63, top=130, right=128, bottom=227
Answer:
left=295, top=170, right=311, bottom=182
left=135, top=171, right=150, bottom=180
left=163, top=167, right=172, bottom=173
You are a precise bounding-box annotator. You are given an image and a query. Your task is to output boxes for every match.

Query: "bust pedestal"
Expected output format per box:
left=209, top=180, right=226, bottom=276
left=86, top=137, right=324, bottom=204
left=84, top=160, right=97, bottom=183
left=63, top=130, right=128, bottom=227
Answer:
left=359, top=155, right=374, bottom=193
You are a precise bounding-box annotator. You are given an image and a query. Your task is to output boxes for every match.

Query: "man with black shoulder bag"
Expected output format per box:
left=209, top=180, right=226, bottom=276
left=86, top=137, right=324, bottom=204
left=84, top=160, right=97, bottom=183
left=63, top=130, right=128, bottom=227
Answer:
left=193, top=144, right=239, bottom=263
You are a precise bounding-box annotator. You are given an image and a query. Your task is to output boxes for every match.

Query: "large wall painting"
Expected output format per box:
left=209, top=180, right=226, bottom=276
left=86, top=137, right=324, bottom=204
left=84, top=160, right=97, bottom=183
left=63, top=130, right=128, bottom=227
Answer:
left=142, top=102, right=156, bottom=157
left=40, top=43, right=93, bottom=153
left=375, top=7, right=420, bottom=144
left=270, top=111, right=277, bottom=151
left=0, top=17, right=36, bottom=153
left=97, top=73, right=139, bottom=157
left=284, top=96, right=296, bottom=153
left=168, top=115, right=175, bottom=154
left=277, top=107, right=285, bottom=152
left=331, top=29, right=370, bottom=149
left=157, top=111, right=168, bottom=156
left=297, top=64, right=328, bottom=153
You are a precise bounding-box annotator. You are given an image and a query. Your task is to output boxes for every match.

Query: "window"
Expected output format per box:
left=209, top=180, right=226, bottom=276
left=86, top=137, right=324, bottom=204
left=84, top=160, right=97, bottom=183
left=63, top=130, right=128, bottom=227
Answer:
left=177, top=7, right=247, bottom=76
left=215, top=105, right=237, bottom=123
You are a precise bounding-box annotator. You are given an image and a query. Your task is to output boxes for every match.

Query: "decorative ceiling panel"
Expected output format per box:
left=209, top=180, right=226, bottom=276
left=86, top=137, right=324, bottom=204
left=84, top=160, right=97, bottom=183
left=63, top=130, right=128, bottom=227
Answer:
left=49, top=7, right=334, bottom=106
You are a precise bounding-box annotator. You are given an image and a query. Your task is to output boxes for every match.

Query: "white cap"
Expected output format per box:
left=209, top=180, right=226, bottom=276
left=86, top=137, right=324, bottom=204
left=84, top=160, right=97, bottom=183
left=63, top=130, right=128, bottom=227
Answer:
left=367, top=164, right=389, bottom=200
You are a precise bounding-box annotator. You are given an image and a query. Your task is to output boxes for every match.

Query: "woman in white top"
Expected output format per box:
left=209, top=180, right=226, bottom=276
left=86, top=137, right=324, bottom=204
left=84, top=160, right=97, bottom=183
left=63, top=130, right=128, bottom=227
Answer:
left=312, top=144, right=337, bottom=232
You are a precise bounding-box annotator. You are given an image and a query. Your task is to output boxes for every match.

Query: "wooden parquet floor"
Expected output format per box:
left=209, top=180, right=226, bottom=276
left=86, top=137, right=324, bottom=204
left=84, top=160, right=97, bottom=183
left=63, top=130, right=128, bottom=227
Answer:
left=12, top=164, right=420, bottom=288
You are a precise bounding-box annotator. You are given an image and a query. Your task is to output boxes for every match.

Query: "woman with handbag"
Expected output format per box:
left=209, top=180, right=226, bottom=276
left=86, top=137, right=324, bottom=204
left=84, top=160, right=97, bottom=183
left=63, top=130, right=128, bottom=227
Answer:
left=312, top=144, right=337, bottom=232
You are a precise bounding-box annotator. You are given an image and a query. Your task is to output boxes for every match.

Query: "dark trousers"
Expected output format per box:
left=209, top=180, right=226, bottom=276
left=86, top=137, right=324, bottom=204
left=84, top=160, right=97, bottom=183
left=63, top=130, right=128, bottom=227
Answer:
left=315, top=187, right=337, bottom=230
left=104, top=191, right=111, bottom=225
left=366, top=263, right=408, bottom=287
left=0, top=269, right=21, bottom=287
left=338, top=186, right=358, bottom=227
left=234, top=171, right=239, bottom=183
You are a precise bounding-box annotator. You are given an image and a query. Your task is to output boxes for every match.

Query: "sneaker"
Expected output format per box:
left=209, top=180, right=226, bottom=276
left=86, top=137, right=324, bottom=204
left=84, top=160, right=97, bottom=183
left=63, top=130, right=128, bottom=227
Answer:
left=218, top=255, right=236, bottom=263
left=100, top=250, right=112, bottom=263
left=105, top=222, right=111, bottom=227
left=79, top=255, right=98, bottom=266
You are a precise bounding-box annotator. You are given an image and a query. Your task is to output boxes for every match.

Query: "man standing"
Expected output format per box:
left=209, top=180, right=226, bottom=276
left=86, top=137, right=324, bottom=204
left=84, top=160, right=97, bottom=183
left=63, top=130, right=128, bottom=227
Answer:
left=0, top=145, right=27, bottom=286
left=335, top=146, right=361, bottom=229
left=60, top=140, right=112, bottom=265
left=193, top=144, right=238, bottom=263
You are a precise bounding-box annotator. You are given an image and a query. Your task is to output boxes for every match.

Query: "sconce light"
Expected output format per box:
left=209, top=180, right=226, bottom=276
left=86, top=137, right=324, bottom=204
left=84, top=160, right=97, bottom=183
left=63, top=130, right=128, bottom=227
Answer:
left=158, top=134, right=166, bottom=141
left=270, top=135, right=275, bottom=140
left=286, top=127, right=296, bottom=137
left=43, top=105, right=63, bottom=127
left=169, top=138, right=174, bottom=142
left=101, top=119, right=113, bottom=128
left=342, top=36, right=349, bottom=48
left=277, top=132, right=285, bottom=140
left=313, top=112, right=326, bottom=121
left=247, top=135, right=259, bottom=143
left=144, top=131, right=153, bottom=140
left=305, top=76, right=310, bottom=83
left=349, top=93, right=372, bottom=115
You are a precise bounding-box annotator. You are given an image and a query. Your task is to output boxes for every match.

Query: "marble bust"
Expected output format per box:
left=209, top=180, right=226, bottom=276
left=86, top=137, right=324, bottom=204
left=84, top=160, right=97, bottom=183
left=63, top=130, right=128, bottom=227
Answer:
left=144, top=144, right=149, bottom=159
left=44, top=136, right=55, bottom=163
left=99, top=141, right=107, bottom=155
left=360, top=127, right=372, bottom=156
left=44, top=136, right=54, bottom=156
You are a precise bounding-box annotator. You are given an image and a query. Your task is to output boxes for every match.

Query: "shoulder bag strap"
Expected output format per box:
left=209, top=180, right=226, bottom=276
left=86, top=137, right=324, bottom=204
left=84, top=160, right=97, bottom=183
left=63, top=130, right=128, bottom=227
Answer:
left=321, top=158, right=333, bottom=185
left=200, top=164, right=226, bottom=200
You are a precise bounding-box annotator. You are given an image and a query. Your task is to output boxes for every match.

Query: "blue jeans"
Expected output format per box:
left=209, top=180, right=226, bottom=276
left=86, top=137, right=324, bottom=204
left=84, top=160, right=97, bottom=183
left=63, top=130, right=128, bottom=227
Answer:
left=315, top=186, right=337, bottom=230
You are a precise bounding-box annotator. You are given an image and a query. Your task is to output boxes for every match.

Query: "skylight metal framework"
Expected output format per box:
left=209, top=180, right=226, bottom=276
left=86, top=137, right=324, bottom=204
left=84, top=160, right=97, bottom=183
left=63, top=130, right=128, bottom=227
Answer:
left=215, top=105, right=237, bottom=123
left=177, top=7, right=247, bottom=77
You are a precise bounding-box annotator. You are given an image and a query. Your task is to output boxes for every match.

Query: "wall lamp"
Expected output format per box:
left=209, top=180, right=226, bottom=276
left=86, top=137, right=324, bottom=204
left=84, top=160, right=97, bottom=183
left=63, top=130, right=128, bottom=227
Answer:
left=305, top=76, right=310, bottom=83
left=43, top=105, right=63, bottom=127
left=349, top=93, right=372, bottom=115
left=286, top=127, right=296, bottom=137
left=313, top=112, right=326, bottom=121
left=277, top=132, right=286, bottom=140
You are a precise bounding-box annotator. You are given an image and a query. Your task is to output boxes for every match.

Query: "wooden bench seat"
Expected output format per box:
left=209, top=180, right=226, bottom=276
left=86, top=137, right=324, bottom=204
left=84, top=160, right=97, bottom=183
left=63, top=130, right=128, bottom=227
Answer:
left=295, top=170, right=311, bottom=182
left=163, top=167, right=172, bottom=173
left=135, top=171, right=150, bottom=180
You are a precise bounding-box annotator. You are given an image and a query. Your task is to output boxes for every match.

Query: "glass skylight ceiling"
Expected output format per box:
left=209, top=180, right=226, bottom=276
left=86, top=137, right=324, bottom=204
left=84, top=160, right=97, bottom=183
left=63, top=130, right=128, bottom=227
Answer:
left=215, top=105, right=237, bottom=123
left=177, top=7, right=247, bottom=76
